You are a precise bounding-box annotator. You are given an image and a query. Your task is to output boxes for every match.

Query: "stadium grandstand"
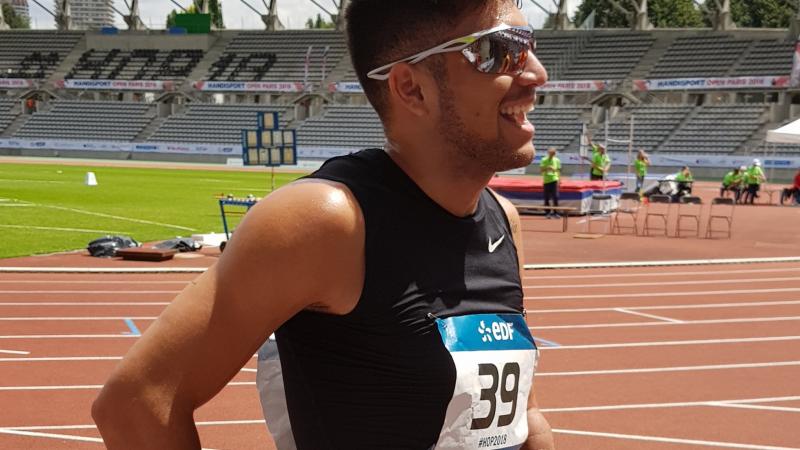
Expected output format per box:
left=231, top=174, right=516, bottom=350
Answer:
left=2, top=0, right=800, bottom=177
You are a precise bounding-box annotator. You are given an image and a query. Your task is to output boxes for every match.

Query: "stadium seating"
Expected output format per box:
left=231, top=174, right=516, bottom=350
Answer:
left=296, top=104, right=384, bottom=148
left=658, top=104, right=767, bottom=153
left=650, top=34, right=751, bottom=78
left=66, top=49, right=204, bottom=80
left=528, top=105, right=586, bottom=151
left=14, top=100, right=153, bottom=141
left=0, top=98, right=20, bottom=133
left=733, top=39, right=794, bottom=76
left=148, top=103, right=290, bottom=144
left=560, top=33, right=655, bottom=80
left=0, top=31, right=82, bottom=79
left=603, top=104, right=694, bottom=153
left=204, top=30, right=348, bottom=84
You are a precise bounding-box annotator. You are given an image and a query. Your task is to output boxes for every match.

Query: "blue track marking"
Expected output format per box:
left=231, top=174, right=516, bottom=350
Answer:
left=124, top=318, right=141, bottom=336
left=533, top=336, right=561, bottom=347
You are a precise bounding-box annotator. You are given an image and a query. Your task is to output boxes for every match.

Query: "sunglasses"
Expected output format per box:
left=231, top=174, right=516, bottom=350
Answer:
left=366, top=23, right=536, bottom=81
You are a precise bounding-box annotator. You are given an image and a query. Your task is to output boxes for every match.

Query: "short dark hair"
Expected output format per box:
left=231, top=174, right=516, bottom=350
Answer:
left=345, top=0, right=512, bottom=121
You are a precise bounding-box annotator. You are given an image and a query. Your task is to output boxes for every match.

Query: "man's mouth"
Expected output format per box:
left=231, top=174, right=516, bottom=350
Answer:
left=500, top=102, right=535, bottom=126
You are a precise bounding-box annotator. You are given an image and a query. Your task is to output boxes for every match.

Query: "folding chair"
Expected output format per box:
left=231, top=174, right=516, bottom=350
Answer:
left=676, top=196, right=703, bottom=238
left=612, top=192, right=641, bottom=235
left=588, top=193, right=613, bottom=234
left=705, top=197, right=735, bottom=239
left=643, top=194, right=671, bottom=237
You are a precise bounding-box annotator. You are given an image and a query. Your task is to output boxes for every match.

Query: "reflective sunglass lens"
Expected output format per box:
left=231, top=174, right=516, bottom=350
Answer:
left=462, top=28, right=533, bottom=75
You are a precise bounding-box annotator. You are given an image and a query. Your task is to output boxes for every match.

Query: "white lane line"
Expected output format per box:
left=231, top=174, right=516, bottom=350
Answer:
left=524, top=267, right=800, bottom=280
left=0, top=302, right=170, bottom=306
left=19, top=201, right=195, bottom=232
left=541, top=396, right=800, bottom=413
left=0, top=290, right=180, bottom=294
left=614, top=308, right=683, bottom=323
left=527, top=300, right=800, bottom=314
left=525, top=287, right=800, bottom=301
left=538, top=361, right=800, bottom=377
left=0, top=316, right=158, bottom=321
left=0, top=334, right=140, bottom=339
left=0, top=381, right=256, bottom=391
left=4, top=419, right=265, bottom=431
left=530, top=315, right=800, bottom=330
left=0, top=267, right=207, bottom=273
left=0, top=429, right=104, bottom=444
left=0, top=349, right=30, bottom=355
left=0, top=225, right=131, bottom=234
left=525, top=256, right=800, bottom=271
left=0, top=356, right=123, bottom=362
left=0, top=280, right=190, bottom=284
left=539, top=336, right=800, bottom=350
left=550, top=428, right=800, bottom=450
left=0, top=179, right=65, bottom=184
left=524, top=276, right=800, bottom=289
left=708, top=402, right=800, bottom=413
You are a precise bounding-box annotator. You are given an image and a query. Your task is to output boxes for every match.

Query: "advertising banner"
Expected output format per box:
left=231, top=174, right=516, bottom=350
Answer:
left=634, top=76, right=791, bottom=91
left=0, top=79, right=33, bottom=89
left=57, top=79, right=174, bottom=91
left=539, top=80, right=609, bottom=92
left=328, top=82, right=364, bottom=93
left=0, top=138, right=239, bottom=155
left=193, top=81, right=305, bottom=92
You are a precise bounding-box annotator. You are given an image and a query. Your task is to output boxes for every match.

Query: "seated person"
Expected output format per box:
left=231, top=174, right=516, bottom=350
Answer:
left=674, top=166, right=693, bottom=196
left=720, top=166, right=743, bottom=202
left=783, top=168, right=800, bottom=205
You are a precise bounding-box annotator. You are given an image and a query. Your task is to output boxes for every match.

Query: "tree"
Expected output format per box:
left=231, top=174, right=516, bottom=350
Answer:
left=305, top=13, right=335, bottom=29
left=703, top=0, right=795, bottom=28
left=573, top=0, right=704, bottom=28
left=164, top=0, right=224, bottom=29
left=2, top=4, right=30, bottom=29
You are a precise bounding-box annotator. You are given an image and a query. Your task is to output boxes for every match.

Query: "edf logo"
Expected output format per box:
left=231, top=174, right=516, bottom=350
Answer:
left=478, top=321, right=515, bottom=343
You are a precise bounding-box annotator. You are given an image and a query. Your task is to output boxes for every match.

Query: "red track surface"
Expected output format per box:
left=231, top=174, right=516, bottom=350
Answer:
left=1, top=189, right=800, bottom=448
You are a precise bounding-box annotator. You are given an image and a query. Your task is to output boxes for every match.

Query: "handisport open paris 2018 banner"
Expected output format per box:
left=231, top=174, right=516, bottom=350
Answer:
left=634, top=76, right=791, bottom=91
left=56, top=79, right=175, bottom=91
left=328, top=80, right=610, bottom=94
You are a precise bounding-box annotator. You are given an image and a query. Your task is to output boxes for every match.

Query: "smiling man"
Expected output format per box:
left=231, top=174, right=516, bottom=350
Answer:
left=92, top=0, right=553, bottom=449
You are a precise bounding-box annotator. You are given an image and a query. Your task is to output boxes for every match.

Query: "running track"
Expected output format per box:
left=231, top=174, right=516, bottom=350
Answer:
left=1, top=261, right=800, bottom=449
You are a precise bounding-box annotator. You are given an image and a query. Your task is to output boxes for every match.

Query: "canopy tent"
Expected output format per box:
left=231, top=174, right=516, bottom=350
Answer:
left=766, top=118, right=800, bottom=144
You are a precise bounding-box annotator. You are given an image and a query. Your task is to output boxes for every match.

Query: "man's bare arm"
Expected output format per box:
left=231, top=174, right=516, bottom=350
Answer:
left=493, top=192, right=556, bottom=450
left=92, top=180, right=365, bottom=449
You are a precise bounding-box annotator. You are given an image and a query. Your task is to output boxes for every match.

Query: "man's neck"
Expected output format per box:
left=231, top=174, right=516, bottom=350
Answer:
left=384, top=139, right=491, bottom=218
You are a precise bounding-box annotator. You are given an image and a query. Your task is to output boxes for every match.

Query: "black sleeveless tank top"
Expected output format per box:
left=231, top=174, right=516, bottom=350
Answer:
left=275, top=148, right=524, bottom=449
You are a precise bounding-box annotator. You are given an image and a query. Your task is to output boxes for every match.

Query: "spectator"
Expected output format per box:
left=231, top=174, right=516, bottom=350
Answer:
left=720, top=167, right=743, bottom=203
left=540, top=147, right=561, bottom=218
left=589, top=141, right=610, bottom=181
left=743, top=159, right=767, bottom=204
left=634, top=149, right=650, bottom=193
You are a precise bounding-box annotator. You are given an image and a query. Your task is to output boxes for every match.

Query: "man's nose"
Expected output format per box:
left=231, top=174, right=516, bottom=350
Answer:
left=516, top=51, right=547, bottom=87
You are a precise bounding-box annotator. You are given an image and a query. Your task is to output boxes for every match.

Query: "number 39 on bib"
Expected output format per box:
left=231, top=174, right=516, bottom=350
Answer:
left=433, top=314, right=538, bottom=450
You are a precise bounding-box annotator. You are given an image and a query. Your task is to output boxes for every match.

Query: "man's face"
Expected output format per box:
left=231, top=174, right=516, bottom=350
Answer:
left=431, top=4, right=547, bottom=174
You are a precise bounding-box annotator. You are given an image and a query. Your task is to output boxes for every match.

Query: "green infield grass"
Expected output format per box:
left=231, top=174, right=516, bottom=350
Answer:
left=0, top=163, right=305, bottom=259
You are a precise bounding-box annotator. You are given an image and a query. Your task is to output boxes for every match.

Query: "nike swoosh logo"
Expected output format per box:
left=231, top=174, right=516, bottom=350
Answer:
left=488, top=235, right=505, bottom=253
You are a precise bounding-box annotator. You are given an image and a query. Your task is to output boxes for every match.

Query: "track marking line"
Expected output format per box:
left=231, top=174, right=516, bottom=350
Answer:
left=527, top=300, right=800, bottom=314
left=14, top=200, right=196, bottom=232
left=539, top=336, right=800, bottom=350
left=533, top=336, right=561, bottom=347
left=0, top=429, right=104, bottom=444
left=0, top=356, right=123, bottom=362
left=525, top=256, right=800, bottom=271
left=0, top=349, right=29, bottom=355
left=525, top=287, right=800, bottom=301
left=530, top=315, right=800, bottom=330
left=708, top=402, right=800, bottom=413
left=0, top=268, right=207, bottom=273
left=124, top=318, right=141, bottom=336
left=538, top=360, right=800, bottom=376
left=0, top=317, right=158, bottom=321
left=524, top=276, right=800, bottom=289
left=0, top=334, right=140, bottom=339
left=541, top=396, right=800, bottom=413
left=0, top=225, right=132, bottom=234
left=0, top=280, right=190, bottom=284
left=3, top=419, right=266, bottom=431
left=0, top=382, right=256, bottom=391
left=0, top=302, right=170, bottom=306
left=614, top=308, right=683, bottom=323
left=0, top=290, right=180, bottom=294
left=550, top=428, right=800, bottom=449
left=524, top=267, right=800, bottom=280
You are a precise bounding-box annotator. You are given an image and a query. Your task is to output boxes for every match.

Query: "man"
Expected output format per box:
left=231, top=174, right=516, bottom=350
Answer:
left=674, top=165, right=693, bottom=198
left=634, top=149, right=650, bottom=193
left=589, top=141, right=610, bottom=181
left=92, top=1, right=555, bottom=450
left=720, top=166, right=743, bottom=203
left=540, top=146, right=561, bottom=218
left=743, top=159, right=767, bottom=204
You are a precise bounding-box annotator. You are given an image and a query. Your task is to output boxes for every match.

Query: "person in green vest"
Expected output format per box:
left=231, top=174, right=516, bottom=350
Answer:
left=743, top=159, right=767, bottom=204
left=674, top=166, right=694, bottom=197
left=540, top=147, right=562, bottom=218
left=634, top=149, right=650, bottom=193
left=589, top=142, right=610, bottom=181
left=720, top=166, right=744, bottom=203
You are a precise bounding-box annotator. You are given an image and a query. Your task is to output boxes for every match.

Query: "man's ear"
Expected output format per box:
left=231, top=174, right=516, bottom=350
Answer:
left=387, top=62, right=432, bottom=117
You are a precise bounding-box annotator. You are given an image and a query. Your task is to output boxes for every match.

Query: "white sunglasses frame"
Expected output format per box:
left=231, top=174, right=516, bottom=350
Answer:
left=366, top=23, right=534, bottom=81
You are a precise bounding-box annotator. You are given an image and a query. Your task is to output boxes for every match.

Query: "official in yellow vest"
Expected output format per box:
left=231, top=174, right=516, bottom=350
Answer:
left=540, top=147, right=562, bottom=218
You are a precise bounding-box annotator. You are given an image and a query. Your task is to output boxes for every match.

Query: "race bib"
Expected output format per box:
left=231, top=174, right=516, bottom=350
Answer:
left=433, top=314, right=538, bottom=450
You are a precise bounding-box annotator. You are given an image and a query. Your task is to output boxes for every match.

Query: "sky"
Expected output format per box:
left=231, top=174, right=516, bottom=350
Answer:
left=24, top=0, right=574, bottom=30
